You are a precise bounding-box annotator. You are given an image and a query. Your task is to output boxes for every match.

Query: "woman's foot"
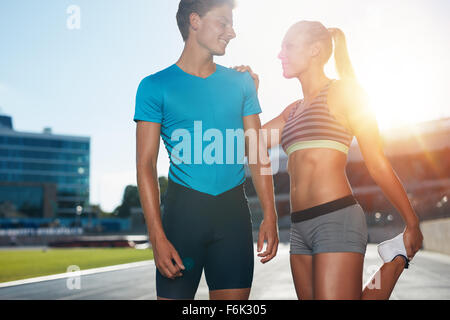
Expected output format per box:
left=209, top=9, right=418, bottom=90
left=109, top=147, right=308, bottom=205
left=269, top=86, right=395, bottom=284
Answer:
left=377, top=233, right=410, bottom=269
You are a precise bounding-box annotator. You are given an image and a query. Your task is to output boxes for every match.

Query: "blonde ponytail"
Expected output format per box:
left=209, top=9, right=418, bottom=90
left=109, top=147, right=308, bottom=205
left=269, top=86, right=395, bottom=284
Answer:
left=328, top=28, right=356, bottom=81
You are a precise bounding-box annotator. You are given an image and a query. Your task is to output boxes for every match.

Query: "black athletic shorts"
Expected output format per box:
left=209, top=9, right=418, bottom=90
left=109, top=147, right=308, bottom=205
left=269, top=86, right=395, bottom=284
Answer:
left=156, top=178, right=254, bottom=299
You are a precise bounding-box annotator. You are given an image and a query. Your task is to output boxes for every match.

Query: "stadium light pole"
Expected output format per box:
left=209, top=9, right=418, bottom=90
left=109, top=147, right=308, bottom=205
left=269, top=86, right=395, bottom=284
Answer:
left=76, top=205, right=83, bottom=228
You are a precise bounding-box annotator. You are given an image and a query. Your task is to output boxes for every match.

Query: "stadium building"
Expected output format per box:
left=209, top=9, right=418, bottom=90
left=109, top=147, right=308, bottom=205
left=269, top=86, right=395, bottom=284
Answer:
left=0, top=114, right=90, bottom=222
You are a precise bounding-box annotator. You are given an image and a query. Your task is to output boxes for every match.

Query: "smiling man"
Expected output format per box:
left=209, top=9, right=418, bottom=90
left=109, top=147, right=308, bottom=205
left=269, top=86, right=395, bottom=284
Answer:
left=134, top=0, right=279, bottom=300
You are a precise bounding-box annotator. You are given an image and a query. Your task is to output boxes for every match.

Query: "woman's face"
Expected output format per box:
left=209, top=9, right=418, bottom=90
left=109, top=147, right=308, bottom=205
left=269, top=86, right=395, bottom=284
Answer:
left=278, top=26, right=313, bottom=79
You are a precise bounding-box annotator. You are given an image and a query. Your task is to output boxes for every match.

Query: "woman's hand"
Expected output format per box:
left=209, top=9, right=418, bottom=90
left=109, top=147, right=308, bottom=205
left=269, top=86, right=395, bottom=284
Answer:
left=232, top=65, right=259, bottom=92
left=403, top=224, right=424, bottom=261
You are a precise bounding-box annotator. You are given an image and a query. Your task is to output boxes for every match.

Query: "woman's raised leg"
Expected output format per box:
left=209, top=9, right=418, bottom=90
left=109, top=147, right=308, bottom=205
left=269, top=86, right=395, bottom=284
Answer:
left=361, top=255, right=406, bottom=300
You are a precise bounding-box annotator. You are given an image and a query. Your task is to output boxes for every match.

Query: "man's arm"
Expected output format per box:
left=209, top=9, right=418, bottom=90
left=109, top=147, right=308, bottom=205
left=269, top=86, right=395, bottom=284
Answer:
left=136, top=121, right=185, bottom=278
left=243, top=114, right=279, bottom=263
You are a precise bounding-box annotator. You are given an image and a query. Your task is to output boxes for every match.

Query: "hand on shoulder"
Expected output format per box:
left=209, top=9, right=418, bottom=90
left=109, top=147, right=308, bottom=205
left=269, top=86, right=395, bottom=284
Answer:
left=231, top=65, right=259, bottom=92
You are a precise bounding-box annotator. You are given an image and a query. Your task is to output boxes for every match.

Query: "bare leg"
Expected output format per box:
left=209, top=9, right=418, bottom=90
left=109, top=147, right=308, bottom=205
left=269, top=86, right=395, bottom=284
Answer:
left=209, top=288, right=251, bottom=300
left=361, top=255, right=405, bottom=300
left=290, top=254, right=314, bottom=300
left=314, top=252, right=364, bottom=300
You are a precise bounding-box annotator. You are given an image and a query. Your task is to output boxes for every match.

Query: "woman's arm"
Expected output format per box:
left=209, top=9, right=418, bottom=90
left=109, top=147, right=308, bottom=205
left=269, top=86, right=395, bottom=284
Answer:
left=231, top=65, right=299, bottom=150
left=335, top=80, right=424, bottom=260
left=261, top=100, right=299, bottom=150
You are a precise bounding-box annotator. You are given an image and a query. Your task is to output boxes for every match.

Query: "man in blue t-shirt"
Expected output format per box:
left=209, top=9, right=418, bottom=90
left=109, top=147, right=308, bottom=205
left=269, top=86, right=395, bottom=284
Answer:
left=134, top=0, right=279, bottom=300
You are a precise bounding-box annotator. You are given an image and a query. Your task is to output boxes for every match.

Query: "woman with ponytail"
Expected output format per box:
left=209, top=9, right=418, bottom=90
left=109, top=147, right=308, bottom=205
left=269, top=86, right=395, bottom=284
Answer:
left=235, top=21, right=423, bottom=299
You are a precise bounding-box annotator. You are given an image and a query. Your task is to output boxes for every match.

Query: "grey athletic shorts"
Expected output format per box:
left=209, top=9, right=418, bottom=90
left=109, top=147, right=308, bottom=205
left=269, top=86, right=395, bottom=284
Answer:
left=290, top=195, right=368, bottom=255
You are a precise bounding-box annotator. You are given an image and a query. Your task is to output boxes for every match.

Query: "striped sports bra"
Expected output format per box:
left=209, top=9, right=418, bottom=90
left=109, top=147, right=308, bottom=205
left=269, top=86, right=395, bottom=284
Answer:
left=281, top=79, right=354, bottom=156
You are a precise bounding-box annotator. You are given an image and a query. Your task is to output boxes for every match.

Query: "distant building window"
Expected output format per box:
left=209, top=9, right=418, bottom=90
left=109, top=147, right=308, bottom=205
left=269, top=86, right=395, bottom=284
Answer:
left=0, top=186, right=43, bottom=218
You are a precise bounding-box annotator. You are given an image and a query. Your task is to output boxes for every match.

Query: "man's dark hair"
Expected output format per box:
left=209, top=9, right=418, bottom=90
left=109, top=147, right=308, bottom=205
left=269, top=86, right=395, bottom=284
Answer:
left=176, top=0, right=235, bottom=42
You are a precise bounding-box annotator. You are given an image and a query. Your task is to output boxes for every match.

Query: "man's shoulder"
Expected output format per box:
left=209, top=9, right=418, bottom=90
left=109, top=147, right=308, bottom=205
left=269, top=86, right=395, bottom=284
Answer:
left=140, top=64, right=177, bottom=85
left=216, top=64, right=255, bottom=94
left=217, top=64, right=249, bottom=80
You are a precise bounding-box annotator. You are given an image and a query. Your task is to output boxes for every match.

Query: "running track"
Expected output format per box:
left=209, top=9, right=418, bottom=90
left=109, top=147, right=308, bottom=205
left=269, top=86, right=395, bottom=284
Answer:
left=1, top=238, right=449, bottom=300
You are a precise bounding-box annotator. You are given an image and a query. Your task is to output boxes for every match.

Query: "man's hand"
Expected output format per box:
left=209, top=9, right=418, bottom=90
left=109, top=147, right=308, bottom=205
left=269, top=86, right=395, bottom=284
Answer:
left=152, top=237, right=185, bottom=279
left=257, top=217, right=279, bottom=263
left=232, top=65, right=259, bottom=92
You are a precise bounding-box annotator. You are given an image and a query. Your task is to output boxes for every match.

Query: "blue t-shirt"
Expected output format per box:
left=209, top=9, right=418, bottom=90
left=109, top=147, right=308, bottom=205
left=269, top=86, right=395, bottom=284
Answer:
left=133, top=63, right=262, bottom=196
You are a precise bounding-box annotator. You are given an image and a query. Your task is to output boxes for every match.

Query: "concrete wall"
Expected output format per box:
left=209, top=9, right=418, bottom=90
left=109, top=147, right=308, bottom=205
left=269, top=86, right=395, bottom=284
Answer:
left=420, top=218, right=450, bottom=255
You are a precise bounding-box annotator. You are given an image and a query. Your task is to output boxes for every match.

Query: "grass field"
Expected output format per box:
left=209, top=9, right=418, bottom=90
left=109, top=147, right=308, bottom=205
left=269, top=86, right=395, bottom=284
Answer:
left=0, top=248, right=154, bottom=283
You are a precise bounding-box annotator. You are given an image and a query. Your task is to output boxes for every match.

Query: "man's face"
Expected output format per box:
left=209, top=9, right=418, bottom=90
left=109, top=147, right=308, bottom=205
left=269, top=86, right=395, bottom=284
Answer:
left=193, top=4, right=236, bottom=56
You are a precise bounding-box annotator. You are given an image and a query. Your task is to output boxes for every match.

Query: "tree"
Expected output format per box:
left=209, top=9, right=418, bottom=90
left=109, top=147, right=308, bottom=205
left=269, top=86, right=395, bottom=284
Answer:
left=114, top=176, right=169, bottom=217
left=158, top=176, right=168, bottom=203
left=115, top=185, right=139, bottom=217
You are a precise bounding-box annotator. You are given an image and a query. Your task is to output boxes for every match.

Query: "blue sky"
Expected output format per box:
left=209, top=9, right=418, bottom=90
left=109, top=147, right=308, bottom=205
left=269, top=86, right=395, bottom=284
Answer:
left=1, top=0, right=449, bottom=212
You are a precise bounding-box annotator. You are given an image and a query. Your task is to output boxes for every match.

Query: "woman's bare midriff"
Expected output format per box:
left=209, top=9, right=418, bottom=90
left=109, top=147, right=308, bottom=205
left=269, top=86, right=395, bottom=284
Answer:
left=287, top=148, right=354, bottom=213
